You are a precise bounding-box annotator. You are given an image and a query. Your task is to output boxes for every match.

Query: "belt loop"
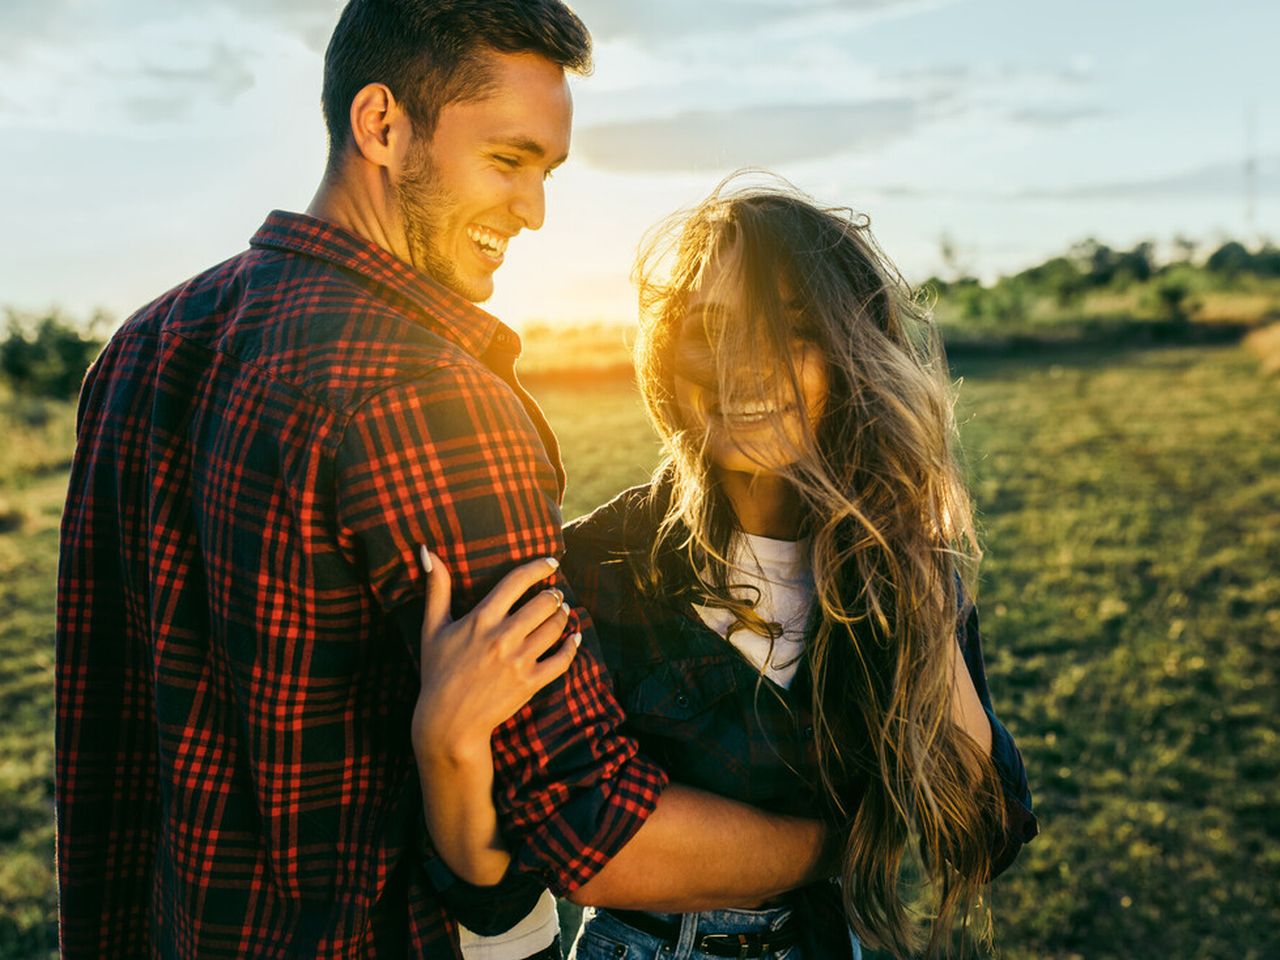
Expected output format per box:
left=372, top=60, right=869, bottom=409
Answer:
left=673, top=910, right=699, bottom=959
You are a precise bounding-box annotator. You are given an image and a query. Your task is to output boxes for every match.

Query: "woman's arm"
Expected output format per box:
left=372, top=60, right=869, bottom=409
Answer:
left=411, top=550, right=839, bottom=903
left=949, top=621, right=994, bottom=755
left=411, top=549, right=576, bottom=886
left=951, top=591, right=1040, bottom=876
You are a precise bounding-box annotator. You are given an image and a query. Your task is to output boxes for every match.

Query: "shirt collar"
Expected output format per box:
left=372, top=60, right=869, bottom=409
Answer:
left=249, top=210, right=521, bottom=361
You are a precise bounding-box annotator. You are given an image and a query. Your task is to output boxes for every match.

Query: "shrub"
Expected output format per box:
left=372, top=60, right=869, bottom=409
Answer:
left=1142, top=277, right=1199, bottom=325
left=0, top=311, right=105, bottom=400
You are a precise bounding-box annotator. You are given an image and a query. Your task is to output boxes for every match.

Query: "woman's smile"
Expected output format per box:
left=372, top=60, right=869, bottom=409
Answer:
left=671, top=247, right=828, bottom=476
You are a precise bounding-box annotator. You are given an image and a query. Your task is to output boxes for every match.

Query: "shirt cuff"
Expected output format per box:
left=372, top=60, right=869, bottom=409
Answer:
left=511, top=751, right=669, bottom=896
left=422, top=852, right=550, bottom=937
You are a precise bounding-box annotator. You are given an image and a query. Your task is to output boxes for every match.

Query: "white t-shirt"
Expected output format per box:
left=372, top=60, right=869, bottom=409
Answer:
left=691, top=532, right=815, bottom=688
left=458, top=888, right=559, bottom=960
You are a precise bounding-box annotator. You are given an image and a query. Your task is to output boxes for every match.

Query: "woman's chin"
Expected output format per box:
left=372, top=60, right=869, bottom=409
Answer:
left=707, top=426, right=807, bottom=475
left=710, top=445, right=798, bottom=477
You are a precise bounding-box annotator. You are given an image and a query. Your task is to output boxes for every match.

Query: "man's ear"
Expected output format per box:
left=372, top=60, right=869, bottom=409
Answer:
left=348, top=82, right=413, bottom=169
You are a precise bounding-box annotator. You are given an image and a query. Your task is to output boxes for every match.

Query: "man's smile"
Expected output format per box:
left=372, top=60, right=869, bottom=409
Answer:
left=466, top=224, right=511, bottom=264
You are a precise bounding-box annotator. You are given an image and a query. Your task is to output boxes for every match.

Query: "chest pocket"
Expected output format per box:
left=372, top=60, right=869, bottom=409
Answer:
left=622, top=657, right=739, bottom=724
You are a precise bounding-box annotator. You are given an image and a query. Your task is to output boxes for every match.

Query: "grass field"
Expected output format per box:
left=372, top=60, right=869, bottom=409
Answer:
left=1, top=342, right=1277, bottom=959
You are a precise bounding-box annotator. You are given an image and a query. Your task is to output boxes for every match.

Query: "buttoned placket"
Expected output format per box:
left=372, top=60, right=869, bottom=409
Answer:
left=480, top=327, right=567, bottom=501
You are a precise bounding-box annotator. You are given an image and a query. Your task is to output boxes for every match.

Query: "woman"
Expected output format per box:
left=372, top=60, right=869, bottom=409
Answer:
left=415, top=178, right=1038, bottom=959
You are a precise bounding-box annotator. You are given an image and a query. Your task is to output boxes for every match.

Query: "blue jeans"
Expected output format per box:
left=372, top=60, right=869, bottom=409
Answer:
left=569, top=905, right=862, bottom=960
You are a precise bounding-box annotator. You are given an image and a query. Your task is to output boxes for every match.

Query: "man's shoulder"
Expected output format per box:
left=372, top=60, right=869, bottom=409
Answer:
left=219, top=244, right=485, bottom=412
left=113, top=250, right=251, bottom=339
left=113, top=243, right=493, bottom=416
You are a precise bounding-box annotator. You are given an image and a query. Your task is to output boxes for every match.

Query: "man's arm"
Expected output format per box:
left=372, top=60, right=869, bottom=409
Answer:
left=407, top=538, right=834, bottom=911
left=56, top=346, right=163, bottom=957
left=333, top=363, right=667, bottom=896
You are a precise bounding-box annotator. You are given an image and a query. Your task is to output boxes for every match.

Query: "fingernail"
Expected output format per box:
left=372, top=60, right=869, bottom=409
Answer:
left=572, top=632, right=582, bottom=648
left=561, top=602, right=571, bottom=617
left=545, top=557, right=560, bottom=570
left=419, top=545, right=432, bottom=573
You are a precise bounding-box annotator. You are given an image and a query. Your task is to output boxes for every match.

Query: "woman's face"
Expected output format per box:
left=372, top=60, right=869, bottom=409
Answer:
left=671, top=251, right=829, bottom=476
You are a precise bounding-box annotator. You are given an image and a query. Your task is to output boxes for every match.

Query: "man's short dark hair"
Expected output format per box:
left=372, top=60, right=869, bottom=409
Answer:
left=322, top=0, right=592, bottom=161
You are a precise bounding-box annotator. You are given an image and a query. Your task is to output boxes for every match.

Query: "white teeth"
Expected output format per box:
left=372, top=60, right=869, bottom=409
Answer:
left=722, top=402, right=778, bottom=416
left=467, top=226, right=509, bottom=257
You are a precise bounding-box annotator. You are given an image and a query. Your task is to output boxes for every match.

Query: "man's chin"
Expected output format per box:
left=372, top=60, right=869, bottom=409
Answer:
left=421, top=258, right=495, bottom=304
left=451, top=278, right=494, bottom=304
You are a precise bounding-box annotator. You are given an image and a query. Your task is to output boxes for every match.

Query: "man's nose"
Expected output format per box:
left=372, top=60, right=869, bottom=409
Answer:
left=510, top=175, right=546, bottom=231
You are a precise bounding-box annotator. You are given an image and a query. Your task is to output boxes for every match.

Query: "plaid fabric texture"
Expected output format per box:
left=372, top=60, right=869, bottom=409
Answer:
left=563, top=482, right=1039, bottom=863
left=55, top=211, right=667, bottom=959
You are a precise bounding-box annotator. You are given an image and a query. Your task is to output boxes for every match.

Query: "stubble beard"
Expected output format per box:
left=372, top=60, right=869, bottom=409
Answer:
left=395, top=139, right=486, bottom=302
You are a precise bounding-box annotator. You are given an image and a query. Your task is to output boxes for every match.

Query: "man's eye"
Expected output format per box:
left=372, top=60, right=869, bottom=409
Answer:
left=494, top=155, right=519, bottom=168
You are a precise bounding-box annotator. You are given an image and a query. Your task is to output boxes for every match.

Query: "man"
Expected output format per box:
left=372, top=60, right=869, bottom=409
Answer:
left=55, top=2, right=831, bottom=957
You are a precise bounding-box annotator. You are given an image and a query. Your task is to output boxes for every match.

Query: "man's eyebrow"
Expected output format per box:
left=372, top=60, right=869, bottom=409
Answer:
left=488, top=136, right=568, bottom=165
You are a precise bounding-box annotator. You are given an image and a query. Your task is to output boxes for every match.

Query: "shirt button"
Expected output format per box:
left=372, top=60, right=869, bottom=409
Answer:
left=613, top=946, right=626, bottom=958
left=675, top=693, right=690, bottom=708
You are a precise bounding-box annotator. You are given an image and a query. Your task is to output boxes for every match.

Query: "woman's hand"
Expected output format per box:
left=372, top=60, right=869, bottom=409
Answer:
left=410, top=548, right=581, bottom=765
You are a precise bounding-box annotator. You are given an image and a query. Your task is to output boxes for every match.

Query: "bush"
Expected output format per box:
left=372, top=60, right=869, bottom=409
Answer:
left=1142, top=276, right=1200, bottom=325
left=0, top=311, right=105, bottom=400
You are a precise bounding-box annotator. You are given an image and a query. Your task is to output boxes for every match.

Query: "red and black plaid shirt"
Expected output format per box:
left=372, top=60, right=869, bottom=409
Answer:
left=55, top=211, right=667, bottom=958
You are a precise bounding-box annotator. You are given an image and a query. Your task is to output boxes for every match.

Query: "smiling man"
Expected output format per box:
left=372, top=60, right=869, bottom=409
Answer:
left=316, top=47, right=570, bottom=303
left=55, top=2, right=835, bottom=958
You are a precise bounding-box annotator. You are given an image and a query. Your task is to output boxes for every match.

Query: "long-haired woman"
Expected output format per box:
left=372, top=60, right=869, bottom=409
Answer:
left=414, top=176, right=1037, bottom=959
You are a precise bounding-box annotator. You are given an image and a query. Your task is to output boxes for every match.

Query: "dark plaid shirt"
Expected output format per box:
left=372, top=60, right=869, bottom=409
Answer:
left=55, top=211, right=667, bottom=959
left=562, top=483, right=1039, bottom=872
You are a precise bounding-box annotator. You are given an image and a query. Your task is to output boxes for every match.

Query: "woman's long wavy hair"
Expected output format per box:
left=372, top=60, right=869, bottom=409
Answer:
left=632, top=174, right=1008, bottom=956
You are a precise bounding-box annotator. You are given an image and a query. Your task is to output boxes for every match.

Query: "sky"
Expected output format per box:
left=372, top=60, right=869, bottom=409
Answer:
left=0, top=0, right=1276, bottom=329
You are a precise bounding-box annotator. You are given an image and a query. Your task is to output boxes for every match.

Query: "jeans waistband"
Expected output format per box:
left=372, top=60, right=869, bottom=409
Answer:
left=628, top=904, right=795, bottom=935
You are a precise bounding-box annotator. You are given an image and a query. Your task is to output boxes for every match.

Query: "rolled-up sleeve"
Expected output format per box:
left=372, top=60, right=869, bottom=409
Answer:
left=333, top=361, right=667, bottom=895
left=956, top=589, right=1039, bottom=878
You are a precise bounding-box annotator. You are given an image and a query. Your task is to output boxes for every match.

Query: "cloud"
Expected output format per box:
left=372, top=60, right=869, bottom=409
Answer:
left=0, top=4, right=267, bottom=129
left=215, top=0, right=342, bottom=52
left=137, top=43, right=256, bottom=107
left=1019, top=156, right=1280, bottom=200
left=576, top=98, right=919, bottom=172
left=114, top=44, right=255, bottom=124
left=1007, top=105, right=1106, bottom=127
left=571, top=0, right=939, bottom=47
left=120, top=95, right=193, bottom=126
left=0, top=0, right=73, bottom=58
left=0, top=0, right=339, bottom=62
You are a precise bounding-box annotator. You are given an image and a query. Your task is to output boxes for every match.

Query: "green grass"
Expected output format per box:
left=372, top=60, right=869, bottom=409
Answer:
left=946, top=347, right=1279, bottom=959
left=539, top=343, right=1280, bottom=959
left=0, top=385, right=73, bottom=956
left=1, top=343, right=1277, bottom=958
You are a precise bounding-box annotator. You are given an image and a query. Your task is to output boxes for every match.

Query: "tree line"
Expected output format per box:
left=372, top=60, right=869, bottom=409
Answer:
left=3, top=238, right=1277, bottom=400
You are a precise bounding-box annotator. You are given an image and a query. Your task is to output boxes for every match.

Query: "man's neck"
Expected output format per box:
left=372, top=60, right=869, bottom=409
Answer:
left=307, top=161, right=412, bottom=264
